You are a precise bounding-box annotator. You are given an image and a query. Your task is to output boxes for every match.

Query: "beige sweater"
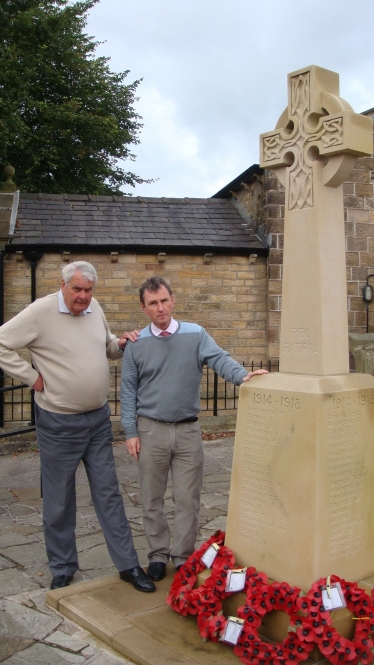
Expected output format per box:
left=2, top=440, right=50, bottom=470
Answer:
left=0, top=292, right=122, bottom=414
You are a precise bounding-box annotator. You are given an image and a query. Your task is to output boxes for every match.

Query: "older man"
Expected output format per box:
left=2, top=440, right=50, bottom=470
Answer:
left=121, top=276, right=268, bottom=582
left=0, top=261, right=154, bottom=592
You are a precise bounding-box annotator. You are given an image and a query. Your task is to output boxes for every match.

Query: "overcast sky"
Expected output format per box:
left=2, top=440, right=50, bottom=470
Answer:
left=86, top=0, right=374, bottom=198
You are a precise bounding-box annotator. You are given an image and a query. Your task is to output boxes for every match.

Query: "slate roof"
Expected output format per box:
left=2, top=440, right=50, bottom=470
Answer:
left=9, top=193, right=268, bottom=255
left=212, top=164, right=264, bottom=199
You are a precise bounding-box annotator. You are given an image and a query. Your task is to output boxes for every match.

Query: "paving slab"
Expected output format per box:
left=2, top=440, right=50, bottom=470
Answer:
left=0, top=515, right=14, bottom=528
left=2, top=523, right=44, bottom=536
left=75, top=532, right=108, bottom=552
left=0, top=532, right=40, bottom=549
left=2, top=541, right=47, bottom=568
left=199, top=493, right=228, bottom=509
left=44, top=629, right=89, bottom=652
left=0, top=597, right=62, bottom=639
left=10, top=488, right=41, bottom=502
left=7, top=504, right=39, bottom=516
left=1, top=642, right=86, bottom=664
left=0, top=490, right=17, bottom=503
left=77, top=544, right=116, bottom=572
left=199, top=516, right=227, bottom=532
left=0, top=554, right=16, bottom=570
left=27, top=563, right=59, bottom=589
left=0, top=636, right=34, bottom=663
left=0, top=568, right=40, bottom=597
left=12, top=513, right=43, bottom=527
left=9, top=589, right=57, bottom=615
left=85, top=649, right=134, bottom=665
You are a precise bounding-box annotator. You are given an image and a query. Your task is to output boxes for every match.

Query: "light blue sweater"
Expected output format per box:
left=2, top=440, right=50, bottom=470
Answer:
left=120, top=321, right=247, bottom=438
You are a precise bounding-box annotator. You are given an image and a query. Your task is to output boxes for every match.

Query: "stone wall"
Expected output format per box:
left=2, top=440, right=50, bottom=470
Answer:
left=3, top=250, right=268, bottom=365
left=344, top=109, right=374, bottom=336
left=232, top=170, right=284, bottom=362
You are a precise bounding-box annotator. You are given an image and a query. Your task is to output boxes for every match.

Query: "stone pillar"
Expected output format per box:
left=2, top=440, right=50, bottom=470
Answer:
left=0, top=167, right=19, bottom=249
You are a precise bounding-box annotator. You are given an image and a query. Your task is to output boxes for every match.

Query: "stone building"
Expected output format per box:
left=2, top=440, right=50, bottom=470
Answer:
left=0, top=192, right=269, bottom=366
left=0, top=185, right=273, bottom=434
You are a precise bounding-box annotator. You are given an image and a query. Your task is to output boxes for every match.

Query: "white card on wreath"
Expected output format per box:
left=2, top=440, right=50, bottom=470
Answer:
left=201, top=543, right=219, bottom=568
left=220, top=617, right=244, bottom=645
left=321, top=583, right=346, bottom=611
left=225, top=568, right=247, bottom=592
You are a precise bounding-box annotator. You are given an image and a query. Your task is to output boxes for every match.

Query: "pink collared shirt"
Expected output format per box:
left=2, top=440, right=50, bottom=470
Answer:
left=151, top=317, right=178, bottom=337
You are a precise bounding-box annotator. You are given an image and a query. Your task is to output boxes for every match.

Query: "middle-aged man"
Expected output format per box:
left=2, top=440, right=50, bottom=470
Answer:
left=0, top=261, right=155, bottom=592
left=121, top=275, right=268, bottom=582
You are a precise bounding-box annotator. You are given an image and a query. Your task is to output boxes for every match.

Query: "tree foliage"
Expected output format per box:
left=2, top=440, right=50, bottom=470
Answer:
left=0, top=0, right=149, bottom=195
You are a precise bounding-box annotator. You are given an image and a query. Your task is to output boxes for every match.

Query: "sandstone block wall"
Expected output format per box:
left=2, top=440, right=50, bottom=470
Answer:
left=3, top=250, right=268, bottom=366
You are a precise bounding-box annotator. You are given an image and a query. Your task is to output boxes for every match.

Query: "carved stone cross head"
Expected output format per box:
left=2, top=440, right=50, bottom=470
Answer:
left=259, top=66, right=372, bottom=376
left=260, top=65, right=372, bottom=211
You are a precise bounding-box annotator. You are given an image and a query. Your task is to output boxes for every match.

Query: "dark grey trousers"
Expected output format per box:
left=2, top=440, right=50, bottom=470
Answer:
left=35, top=402, right=139, bottom=577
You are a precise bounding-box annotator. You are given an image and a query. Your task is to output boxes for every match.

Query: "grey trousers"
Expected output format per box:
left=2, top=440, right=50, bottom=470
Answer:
left=137, top=416, right=204, bottom=567
left=36, top=402, right=139, bottom=577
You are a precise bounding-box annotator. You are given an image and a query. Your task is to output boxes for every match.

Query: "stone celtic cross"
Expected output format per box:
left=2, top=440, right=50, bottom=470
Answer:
left=260, top=65, right=372, bottom=375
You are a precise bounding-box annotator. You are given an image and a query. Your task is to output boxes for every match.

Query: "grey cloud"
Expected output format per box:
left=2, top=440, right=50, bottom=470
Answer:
left=87, top=0, right=374, bottom=196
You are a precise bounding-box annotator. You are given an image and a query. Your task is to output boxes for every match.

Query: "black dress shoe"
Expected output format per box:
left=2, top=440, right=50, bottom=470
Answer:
left=50, top=574, right=73, bottom=590
left=147, top=561, right=166, bottom=581
left=119, top=565, right=156, bottom=592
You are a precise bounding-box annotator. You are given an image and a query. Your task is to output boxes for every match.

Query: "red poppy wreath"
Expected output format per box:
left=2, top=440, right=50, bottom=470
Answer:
left=233, top=580, right=314, bottom=665
left=167, top=534, right=374, bottom=665
left=296, top=576, right=374, bottom=665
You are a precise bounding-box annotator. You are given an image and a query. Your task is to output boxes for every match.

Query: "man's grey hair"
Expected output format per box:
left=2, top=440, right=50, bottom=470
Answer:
left=62, top=261, right=98, bottom=286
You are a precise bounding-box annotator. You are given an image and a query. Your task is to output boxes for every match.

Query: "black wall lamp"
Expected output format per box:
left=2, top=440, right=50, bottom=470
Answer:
left=362, top=274, right=374, bottom=332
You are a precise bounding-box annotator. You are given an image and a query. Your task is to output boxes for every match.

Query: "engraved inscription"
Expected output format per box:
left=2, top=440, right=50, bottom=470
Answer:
left=239, top=395, right=298, bottom=546
left=283, top=327, right=318, bottom=355
left=327, top=398, right=365, bottom=559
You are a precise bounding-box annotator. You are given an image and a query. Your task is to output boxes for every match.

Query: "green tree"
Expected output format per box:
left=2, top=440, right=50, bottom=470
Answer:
left=0, top=0, right=149, bottom=195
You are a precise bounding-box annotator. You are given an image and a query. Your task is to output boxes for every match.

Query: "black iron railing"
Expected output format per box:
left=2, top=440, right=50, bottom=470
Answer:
left=200, top=360, right=279, bottom=416
left=108, top=361, right=279, bottom=417
left=0, top=378, right=36, bottom=438
left=0, top=360, right=279, bottom=438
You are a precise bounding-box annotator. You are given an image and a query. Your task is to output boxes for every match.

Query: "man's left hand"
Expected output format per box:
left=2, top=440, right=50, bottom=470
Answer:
left=242, top=369, right=269, bottom=382
left=118, top=329, right=141, bottom=351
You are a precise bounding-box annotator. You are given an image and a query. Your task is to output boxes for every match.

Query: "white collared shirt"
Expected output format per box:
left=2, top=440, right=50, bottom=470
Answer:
left=151, top=317, right=178, bottom=336
left=58, top=289, right=92, bottom=316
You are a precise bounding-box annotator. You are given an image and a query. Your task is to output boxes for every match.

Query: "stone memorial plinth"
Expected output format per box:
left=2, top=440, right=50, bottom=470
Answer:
left=226, top=66, right=374, bottom=590
left=226, top=372, right=374, bottom=590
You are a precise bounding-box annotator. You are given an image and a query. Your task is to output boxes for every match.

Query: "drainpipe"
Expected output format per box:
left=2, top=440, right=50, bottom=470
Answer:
left=23, top=250, right=44, bottom=303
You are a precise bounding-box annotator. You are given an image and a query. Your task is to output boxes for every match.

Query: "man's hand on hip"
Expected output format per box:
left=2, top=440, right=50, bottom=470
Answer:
left=242, top=368, right=269, bottom=382
left=125, top=437, right=141, bottom=459
left=32, top=374, right=44, bottom=392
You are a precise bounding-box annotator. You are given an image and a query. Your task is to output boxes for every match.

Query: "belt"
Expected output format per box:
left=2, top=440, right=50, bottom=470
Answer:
left=155, top=417, right=198, bottom=425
